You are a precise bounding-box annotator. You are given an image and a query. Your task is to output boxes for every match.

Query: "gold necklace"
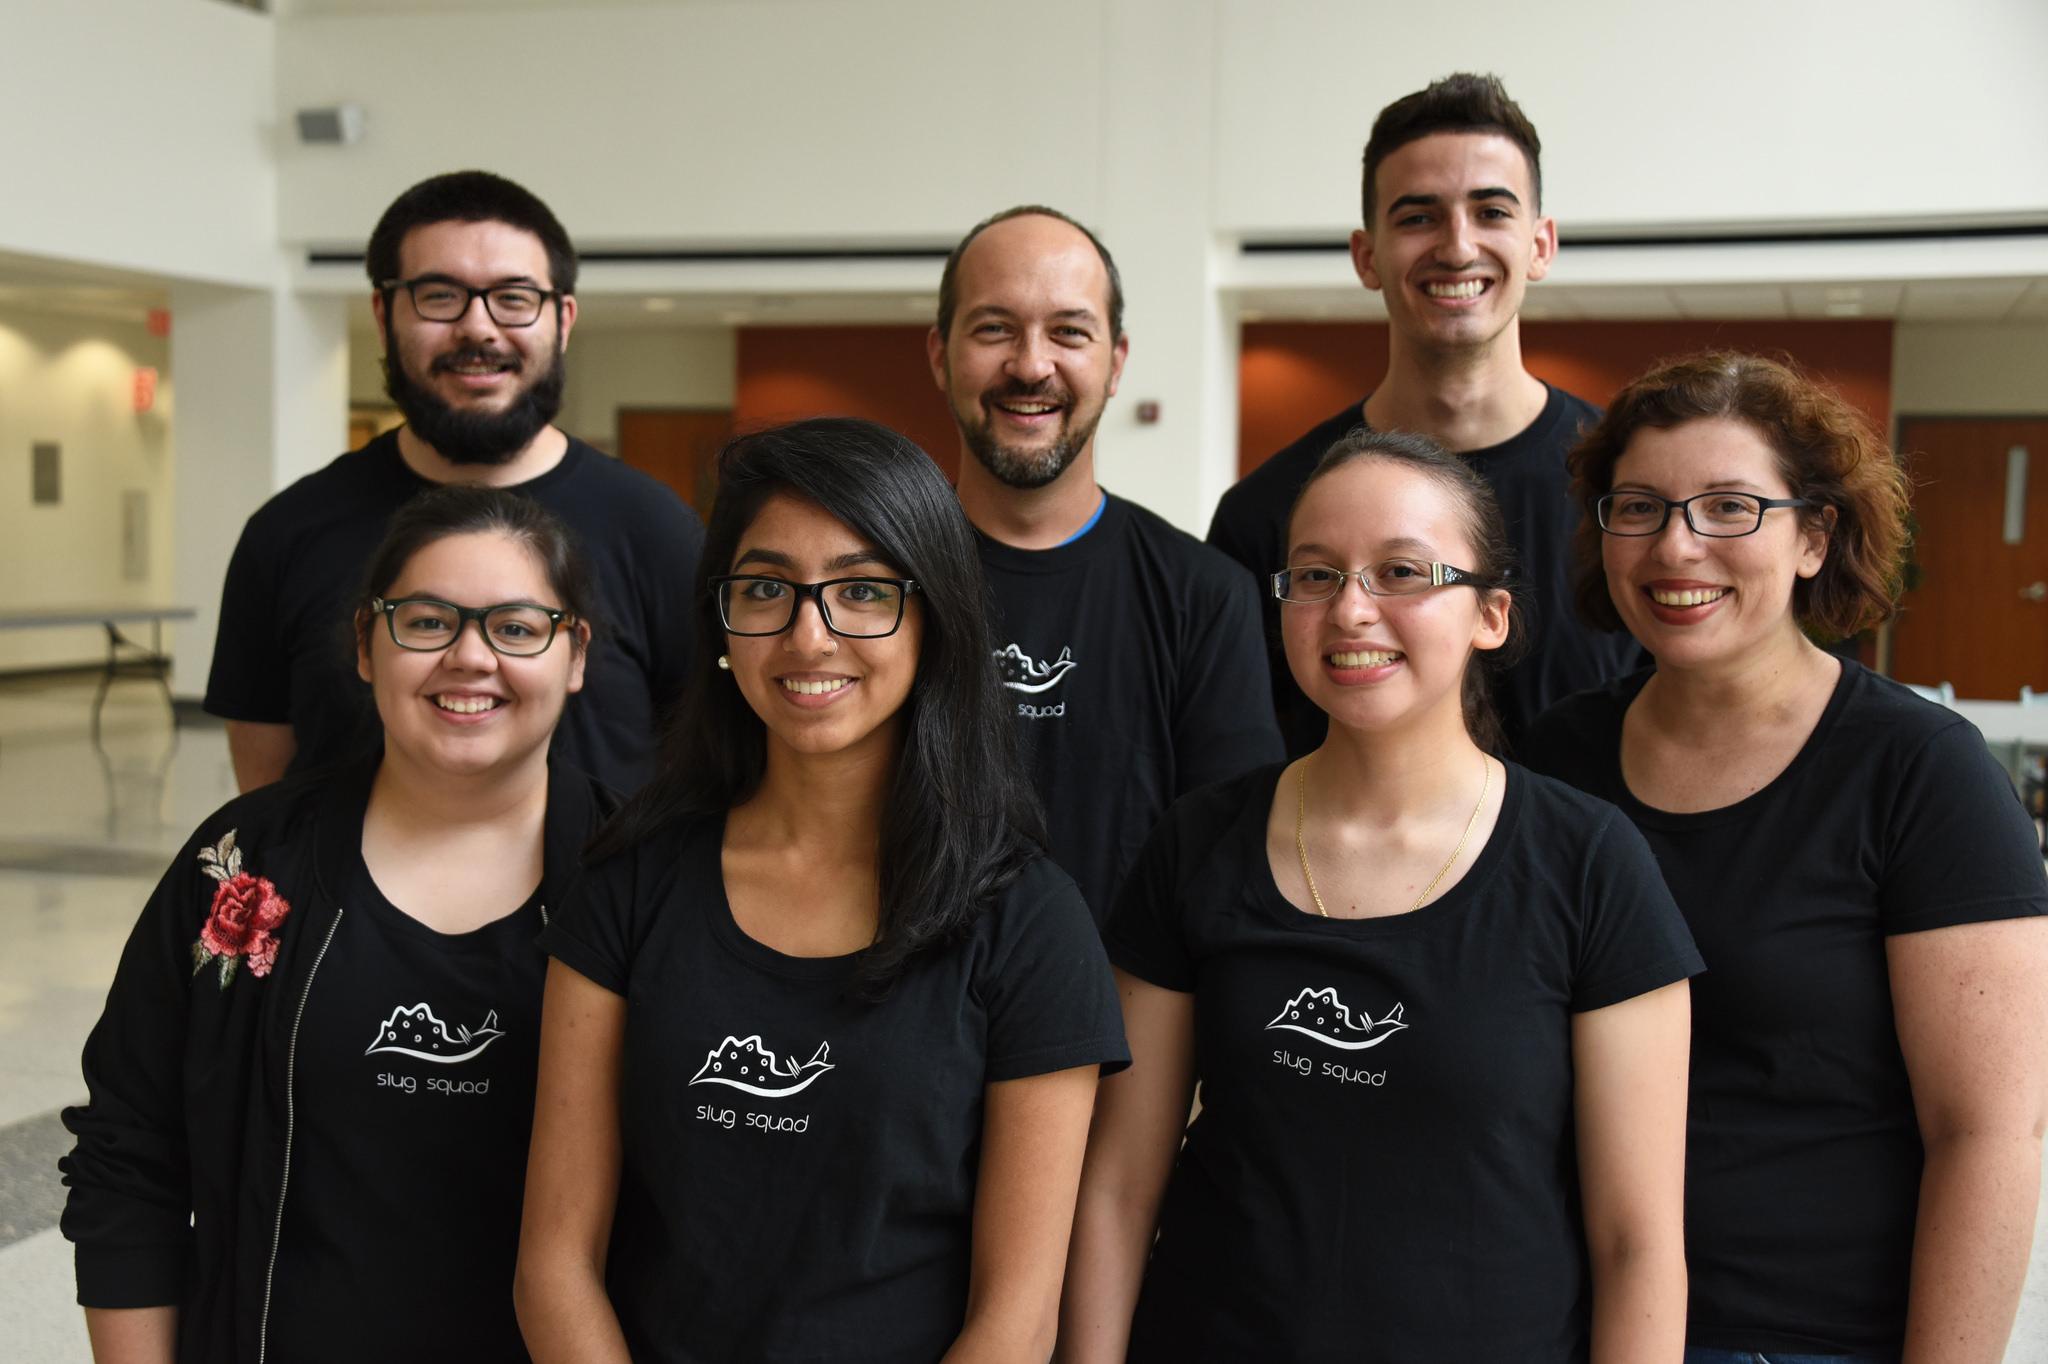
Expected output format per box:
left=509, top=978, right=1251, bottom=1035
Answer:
left=1294, top=754, right=1491, bottom=918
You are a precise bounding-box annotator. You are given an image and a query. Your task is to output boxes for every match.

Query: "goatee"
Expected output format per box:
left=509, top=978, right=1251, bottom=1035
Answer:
left=384, top=343, right=566, bottom=467
left=957, top=379, right=1100, bottom=491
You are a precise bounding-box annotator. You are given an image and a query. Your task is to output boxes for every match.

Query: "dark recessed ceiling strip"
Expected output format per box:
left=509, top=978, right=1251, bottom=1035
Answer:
left=1242, top=223, right=2048, bottom=254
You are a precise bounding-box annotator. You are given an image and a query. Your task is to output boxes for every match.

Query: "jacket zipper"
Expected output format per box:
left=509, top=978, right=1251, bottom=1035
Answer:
left=257, top=908, right=343, bottom=1364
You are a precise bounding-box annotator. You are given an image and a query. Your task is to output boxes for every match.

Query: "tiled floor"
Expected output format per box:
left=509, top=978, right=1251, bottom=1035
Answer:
left=2, top=674, right=2047, bottom=1360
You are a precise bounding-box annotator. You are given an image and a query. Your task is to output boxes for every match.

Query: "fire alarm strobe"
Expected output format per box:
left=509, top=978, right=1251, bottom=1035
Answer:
left=295, top=105, right=366, bottom=145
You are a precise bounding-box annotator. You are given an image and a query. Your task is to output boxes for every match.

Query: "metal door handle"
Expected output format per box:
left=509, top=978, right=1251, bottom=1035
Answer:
left=2023, top=582, right=2048, bottom=602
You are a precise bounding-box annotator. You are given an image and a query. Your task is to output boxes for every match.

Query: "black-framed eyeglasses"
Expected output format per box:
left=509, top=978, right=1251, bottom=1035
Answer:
left=711, top=575, right=920, bottom=639
left=381, top=276, right=560, bottom=328
left=370, top=596, right=569, bottom=657
left=1272, top=559, right=1497, bottom=603
left=1594, top=491, right=1811, bottom=538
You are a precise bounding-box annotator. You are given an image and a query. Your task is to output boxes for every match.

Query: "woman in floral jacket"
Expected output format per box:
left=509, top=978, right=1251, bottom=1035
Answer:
left=61, top=486, right=615, bottom=1364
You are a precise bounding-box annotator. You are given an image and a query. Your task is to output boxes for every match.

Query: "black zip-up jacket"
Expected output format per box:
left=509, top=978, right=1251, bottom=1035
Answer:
left=59, top=756, right=613, bottom=1364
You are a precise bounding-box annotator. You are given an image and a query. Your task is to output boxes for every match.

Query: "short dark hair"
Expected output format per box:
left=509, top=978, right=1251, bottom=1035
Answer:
left=591, top=417, right=1046, bottom=996
left=1361, top=73, right=1543, bottom=225
left=935, top=205, right=1124, bottom=342
left=1567, top=351, right=1912, bottom=643
left=365, top=170, right=578, bottom=296
left=1287, top=428, right=1525, bottom=754
left=354, top=484, right=598, bottom=653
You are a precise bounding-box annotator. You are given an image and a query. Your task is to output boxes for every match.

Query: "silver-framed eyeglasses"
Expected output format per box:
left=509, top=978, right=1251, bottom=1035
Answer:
left=1595, top=491, right=1810, bottom=538
left=1272, top=559, right=1496, bottom=604
left=370, top=596, right=569, bottom=656
left=381, top=276, right=560, bottom=328
left=712, top=575, right=920, bottom=639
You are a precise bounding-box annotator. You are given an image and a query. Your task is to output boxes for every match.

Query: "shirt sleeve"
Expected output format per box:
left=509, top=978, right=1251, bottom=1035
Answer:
left=1878, top=718, right=2048, bottom=934
left=1571, top=810, right=1705, bottom=1012
left=61, top=836, right=214, bottom=1307
left=202, top=509, right=292, bottom=723
left=981, top=864, right=1131, bottom=1081
left=1103, top=802, right=1200, bottom=993
left=539, top=851, right=644, bottom=996
left=1172, top=566, right=1286, bottom=792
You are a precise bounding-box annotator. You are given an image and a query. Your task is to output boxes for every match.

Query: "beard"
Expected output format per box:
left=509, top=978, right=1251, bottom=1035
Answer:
left=383, top=335, right=567, bottom=467
left=955, top=377, right=1103, bottom=491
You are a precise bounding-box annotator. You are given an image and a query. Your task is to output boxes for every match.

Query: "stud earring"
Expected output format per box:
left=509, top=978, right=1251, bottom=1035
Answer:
left=716, top=654, right=731, bottom=671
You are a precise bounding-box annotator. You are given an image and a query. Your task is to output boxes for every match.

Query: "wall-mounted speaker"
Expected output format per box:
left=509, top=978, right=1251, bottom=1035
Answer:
left=295, top=105, right=366, bottom=145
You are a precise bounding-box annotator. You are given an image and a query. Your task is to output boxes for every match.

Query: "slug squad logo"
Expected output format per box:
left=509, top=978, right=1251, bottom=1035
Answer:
left=994, top=643, right=1077, bottom=720
left=365, top=1003, right=505, bottom=1064
left=689, top=1034, right=835, bottom=1098
left=1266, top=987, right=1408, bottom=1051
left=690, top=1031, right=835, bottom=1136
left=1266, top=987, right=1409, bottom=1089
left=367, top=1002, right=506, bottom=1097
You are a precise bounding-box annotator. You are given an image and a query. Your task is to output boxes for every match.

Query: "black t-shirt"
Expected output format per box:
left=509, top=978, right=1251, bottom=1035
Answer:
left=1522, top=662, right=2048, bottom=1356
left=1104, top=762, right=1701, bottom=1363
left=1205, top=385, right=1641, bottom=758
left=978, top=492, right=1283, bottom=923
left=540, top=819, right=1129, bottom=1363
left=267, top=854, right=549, bottom=1364
left=204, top=429, right=704, bottom=793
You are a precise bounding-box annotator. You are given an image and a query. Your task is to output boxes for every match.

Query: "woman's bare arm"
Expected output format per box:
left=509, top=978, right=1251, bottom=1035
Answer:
left=514, top=960, right=633, bottom=1363
left=1891, top=917, right=2048, bottom=1364
left=1056, top=972, right=1197, bottom=1364
left=1574, top=980, right=1691, bottom=1364
left=942, top=1064, right=1103, bottom=1362
left=83, top=1306, right=176, bottom=1364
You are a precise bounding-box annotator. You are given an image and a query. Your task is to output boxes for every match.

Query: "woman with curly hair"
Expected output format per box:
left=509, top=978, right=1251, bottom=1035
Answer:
left=1523, top=351, right=2048, bottom=1364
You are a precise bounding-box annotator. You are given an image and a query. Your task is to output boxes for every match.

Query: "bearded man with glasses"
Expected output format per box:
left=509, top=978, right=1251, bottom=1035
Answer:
left=204, top=170, right=705, bottom=795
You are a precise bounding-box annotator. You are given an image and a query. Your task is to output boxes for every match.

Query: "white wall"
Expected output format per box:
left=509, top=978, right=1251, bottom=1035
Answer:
left=1213, top=0, right=2048, bottom=238
left=0, top=311, right=175, bottom=670
left=0, top=0, right=279, bottom=287
left=274, top=0, right=1106, bottom=249
left=168, top=286, right=349, bottom=694
left=1893, top=323, right=2048, bottom=417
left=276, top=0, right=2048, bottom=252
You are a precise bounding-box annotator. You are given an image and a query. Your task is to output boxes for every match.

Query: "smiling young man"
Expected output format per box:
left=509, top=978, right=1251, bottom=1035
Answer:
left=204, top=171, right=704, bottom=794
left=1207, top=74, right=1639, bottom=756
left=928, top=206, right=1282, bottom=925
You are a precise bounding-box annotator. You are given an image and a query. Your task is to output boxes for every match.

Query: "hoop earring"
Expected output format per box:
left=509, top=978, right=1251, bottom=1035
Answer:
left=716, top=654, right=731, bottom=671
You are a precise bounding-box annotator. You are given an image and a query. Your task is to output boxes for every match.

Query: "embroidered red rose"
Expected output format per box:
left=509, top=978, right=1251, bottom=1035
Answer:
left=200, top=874, right=289, bottom=960
left=191, top=831, right=292, bottom=990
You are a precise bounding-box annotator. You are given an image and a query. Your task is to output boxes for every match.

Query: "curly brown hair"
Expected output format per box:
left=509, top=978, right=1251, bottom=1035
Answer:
left=1567, top=351, right=1911, bottom=642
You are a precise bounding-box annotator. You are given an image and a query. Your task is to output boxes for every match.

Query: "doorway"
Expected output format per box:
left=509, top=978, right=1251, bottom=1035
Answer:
left=1889, top=417, right=2048, bottom=700
left=617, top=407, right=732, bottom=517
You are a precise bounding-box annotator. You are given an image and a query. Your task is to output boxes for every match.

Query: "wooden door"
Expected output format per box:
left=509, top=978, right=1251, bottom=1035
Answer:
left=617, top=408, right=733, bottom=517
left=1890, top=418, right=2048, bottom=699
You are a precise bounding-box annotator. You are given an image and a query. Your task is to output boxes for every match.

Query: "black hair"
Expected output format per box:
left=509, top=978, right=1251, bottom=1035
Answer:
left=590, top=417, right=1045, bottom=996
left=353, top=484, right=598, bottom=653
left=935, top=205, right=1125, bottom=342
left=1287, top=428, right=1525, bottom=754
left=1361, top=73, right=1543, bottom=225
left=365, top=170, right=579, bottom=298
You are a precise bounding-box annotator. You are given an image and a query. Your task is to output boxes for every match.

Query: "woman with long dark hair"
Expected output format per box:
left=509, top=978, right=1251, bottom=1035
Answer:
left=1061, top=429, right=1700, bottom=1362
left=63, top=486, right=608, bottom=1363
left=515, top=417, right=1127, bottom=1363
left=1523, top=352, right=2048, bottom=1363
